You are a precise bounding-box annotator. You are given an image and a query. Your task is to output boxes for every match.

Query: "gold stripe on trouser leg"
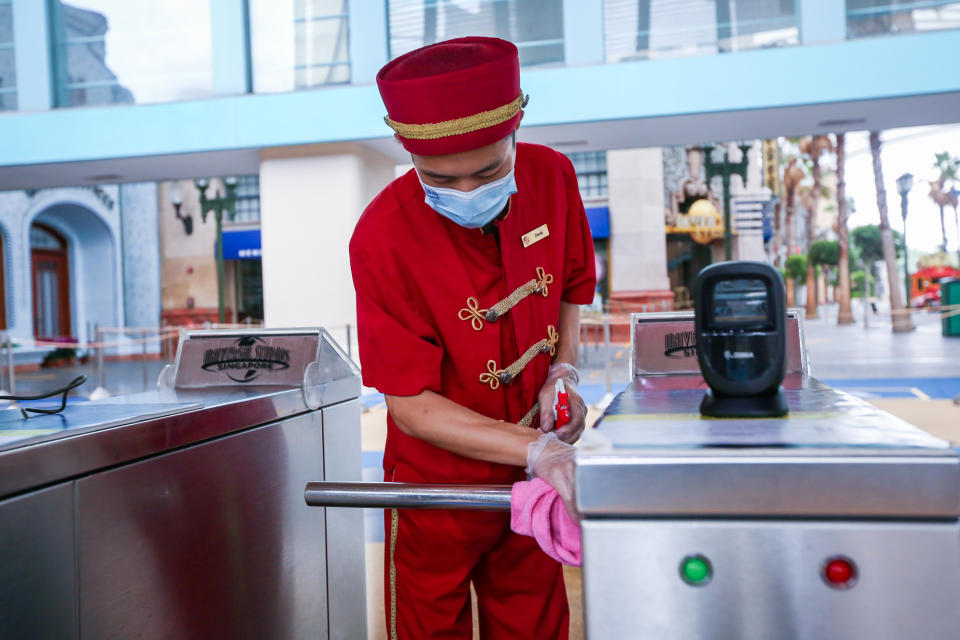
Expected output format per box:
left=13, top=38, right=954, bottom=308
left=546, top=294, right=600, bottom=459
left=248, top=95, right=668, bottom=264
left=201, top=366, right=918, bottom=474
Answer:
left=390, top=508, right=399, bottom=640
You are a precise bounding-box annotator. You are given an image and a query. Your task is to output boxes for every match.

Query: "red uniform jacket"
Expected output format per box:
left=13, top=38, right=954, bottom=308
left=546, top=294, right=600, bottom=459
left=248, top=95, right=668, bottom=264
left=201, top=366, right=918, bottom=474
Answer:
left=350, top=142, right=596, bottom=503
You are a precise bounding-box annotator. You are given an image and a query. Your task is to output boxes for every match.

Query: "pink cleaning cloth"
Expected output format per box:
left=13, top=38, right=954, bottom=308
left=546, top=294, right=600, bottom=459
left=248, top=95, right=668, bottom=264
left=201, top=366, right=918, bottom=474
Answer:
left=510, top=478, right=582, bottom=567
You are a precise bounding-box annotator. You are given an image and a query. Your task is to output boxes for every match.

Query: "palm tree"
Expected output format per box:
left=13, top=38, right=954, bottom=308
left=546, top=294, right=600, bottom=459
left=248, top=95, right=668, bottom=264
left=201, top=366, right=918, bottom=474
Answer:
left=798, top=135, right=835, bottom=319
left=869, top=131, right=911, bottom=333
left=931, top=152, right=960, bottom=263
left=782, top=157, right=805, bottom=258
left=836, top=133, right=854, bottom=324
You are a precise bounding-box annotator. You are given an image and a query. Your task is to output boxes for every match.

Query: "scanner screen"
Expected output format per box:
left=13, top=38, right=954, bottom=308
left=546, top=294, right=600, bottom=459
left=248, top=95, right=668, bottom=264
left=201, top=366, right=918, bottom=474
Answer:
left=708, top=278, right=772, bottom=330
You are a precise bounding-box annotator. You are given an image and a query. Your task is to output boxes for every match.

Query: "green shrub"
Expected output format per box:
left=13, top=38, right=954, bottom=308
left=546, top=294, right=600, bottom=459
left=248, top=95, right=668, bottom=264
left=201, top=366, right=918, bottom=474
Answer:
left=850, top=270, right=877, bottom=298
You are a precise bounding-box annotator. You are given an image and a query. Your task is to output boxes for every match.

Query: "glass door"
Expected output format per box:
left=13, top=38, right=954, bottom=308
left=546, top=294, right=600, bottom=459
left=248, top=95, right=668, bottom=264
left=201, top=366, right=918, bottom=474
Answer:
left=31, top=224, right=71, bottom=341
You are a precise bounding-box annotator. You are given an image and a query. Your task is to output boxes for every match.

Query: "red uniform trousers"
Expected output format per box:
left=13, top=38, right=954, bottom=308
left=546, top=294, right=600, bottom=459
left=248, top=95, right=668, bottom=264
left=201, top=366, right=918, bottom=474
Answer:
left=383, top=465, right=569, bottom=640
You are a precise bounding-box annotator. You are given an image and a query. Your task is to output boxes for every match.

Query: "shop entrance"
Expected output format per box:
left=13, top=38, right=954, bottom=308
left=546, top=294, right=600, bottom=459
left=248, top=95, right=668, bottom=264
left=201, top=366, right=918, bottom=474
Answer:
left=31, top=223, right=72, bottom=340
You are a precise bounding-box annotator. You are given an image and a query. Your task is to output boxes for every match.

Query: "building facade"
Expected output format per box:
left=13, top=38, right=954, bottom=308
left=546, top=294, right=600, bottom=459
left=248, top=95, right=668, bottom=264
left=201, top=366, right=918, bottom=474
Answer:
left=0, top=183, right=159, bottom=345
left=0, top=0, right=957, bottom=348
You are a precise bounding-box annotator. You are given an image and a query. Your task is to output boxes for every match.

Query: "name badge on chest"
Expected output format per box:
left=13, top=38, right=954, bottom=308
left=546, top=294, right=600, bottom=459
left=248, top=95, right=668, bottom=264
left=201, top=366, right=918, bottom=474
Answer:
left=521, top=224, right=549, bottom=248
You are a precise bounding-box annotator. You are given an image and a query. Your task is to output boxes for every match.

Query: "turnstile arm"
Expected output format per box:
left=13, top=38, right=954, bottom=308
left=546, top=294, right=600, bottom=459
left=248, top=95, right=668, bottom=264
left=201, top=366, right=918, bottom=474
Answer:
left=304, top=481, right=512, bottom=510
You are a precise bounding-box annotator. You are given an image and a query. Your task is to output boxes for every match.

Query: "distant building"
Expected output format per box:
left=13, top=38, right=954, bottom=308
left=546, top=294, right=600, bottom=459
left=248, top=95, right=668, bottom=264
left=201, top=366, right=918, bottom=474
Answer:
left=0, top=183, right=159, bottom=348
left=0, top=0, right=956, bottom=350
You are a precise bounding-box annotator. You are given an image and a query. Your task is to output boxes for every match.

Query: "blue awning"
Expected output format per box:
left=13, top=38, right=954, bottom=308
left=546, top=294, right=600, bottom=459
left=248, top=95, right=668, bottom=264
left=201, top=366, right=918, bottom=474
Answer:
left=222, top=228, right=261, bottom=260
left=585, top=206, right=609, bottom=239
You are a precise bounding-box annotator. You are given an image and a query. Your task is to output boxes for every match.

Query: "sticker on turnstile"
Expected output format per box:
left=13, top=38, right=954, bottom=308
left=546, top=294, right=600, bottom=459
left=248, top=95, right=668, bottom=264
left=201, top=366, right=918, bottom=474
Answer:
left=632, top=314, right=805, bottom=376
left=173, top=331, right=321, bottom=388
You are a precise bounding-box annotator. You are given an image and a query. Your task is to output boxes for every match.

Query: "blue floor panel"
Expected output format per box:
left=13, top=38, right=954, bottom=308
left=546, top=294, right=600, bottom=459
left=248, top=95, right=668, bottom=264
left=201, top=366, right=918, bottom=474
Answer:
left=822, top=377, right=960, bottom=399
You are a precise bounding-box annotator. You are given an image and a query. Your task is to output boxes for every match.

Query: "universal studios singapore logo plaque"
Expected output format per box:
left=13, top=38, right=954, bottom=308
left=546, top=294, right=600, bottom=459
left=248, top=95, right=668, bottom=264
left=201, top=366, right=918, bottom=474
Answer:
left=172, top=330, right=323, bottom=389
left=201, top=336, right=291, bottom=383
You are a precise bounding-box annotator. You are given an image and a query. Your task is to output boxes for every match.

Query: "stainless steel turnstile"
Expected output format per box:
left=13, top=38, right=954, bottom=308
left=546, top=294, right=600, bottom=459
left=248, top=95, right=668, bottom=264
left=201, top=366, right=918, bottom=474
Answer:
left=0, top=328, right=365, bottom=640
left=307, top=311, right=960, bottom=640
left=577, top=311, right=960, bottom=639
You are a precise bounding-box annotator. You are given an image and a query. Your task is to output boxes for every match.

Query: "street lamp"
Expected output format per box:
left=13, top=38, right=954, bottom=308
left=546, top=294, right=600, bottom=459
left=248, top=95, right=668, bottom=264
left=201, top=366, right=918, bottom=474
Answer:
left=168, top=182, right=193, bottom=235
left=195, top=176, right=238, bottom=324
left=699, top=143, right=751, bottom=260
left=896, top=172, right=914, bottom=310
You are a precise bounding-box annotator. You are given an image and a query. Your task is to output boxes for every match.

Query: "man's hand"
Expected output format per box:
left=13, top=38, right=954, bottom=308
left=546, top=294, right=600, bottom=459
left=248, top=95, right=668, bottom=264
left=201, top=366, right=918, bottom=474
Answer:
left=526, top=432, right=579, bottom=520
left=537, top=363, right=587, bottom=444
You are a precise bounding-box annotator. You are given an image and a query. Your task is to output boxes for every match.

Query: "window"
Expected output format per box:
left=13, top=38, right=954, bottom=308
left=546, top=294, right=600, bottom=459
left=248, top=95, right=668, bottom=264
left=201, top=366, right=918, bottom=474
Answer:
left=605, top=0, right=798, bottom=63
left=847, top=0, right=960, bottom=38
left=567, top=151, right=609, bottom=200
left=50, top=1, right=214, bottom=107
left=251, top=0, right=350, bottom=93
left=0, top=0, right=15, bottom=111
left=231, top=175, right=261, bottom=225
left=388, top=0, right=564, bottom=67
left=30, top=225, right=67, bottom=250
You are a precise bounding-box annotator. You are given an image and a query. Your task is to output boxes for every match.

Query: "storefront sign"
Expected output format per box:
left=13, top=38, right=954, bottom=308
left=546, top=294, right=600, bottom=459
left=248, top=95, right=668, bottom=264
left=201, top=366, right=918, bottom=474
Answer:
left=665, top=199, right=724, bottom=244
left=585, top=206, right=610, bottom=239
left=222, top=228, right=262, bottom=260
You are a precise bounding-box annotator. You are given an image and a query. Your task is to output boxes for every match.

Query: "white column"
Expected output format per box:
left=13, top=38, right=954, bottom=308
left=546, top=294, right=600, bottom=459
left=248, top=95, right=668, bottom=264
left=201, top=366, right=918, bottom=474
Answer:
left=12, top=0, right=53, bottom=110
left=347, top=0, right=389, bottom=84
left=259, top=143, right=395, bottom=338
left=210, top=0, right=251, bottom=95
left=607, top=148, right=670, bottom=294
left=798, top=0, right=846, bottom=44
left=562, top=0, right=604, bottom=65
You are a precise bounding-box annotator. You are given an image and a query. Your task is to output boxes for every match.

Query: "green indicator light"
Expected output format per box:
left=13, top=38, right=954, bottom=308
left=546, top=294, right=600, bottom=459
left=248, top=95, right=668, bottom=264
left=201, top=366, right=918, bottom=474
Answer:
left=680, top=555, right=712, bottom=586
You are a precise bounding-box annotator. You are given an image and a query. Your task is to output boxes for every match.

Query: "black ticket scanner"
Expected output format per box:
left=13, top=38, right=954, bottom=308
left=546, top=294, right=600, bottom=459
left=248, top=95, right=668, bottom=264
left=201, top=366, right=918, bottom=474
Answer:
left=693, top=261, right=788, bottom=418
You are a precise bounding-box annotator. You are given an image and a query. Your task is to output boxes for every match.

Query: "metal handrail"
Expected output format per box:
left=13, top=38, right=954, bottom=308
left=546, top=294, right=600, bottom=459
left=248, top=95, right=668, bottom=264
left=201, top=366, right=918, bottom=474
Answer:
left=304, top=482, right=512, bottom=511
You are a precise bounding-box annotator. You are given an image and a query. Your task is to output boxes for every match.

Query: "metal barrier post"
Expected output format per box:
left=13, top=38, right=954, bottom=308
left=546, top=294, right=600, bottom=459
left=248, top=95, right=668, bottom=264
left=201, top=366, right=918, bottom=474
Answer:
left=90, top=325, right=111, bottom=400
left=98, top=326, right=105, bottom=389
left=603, top=314, right=612, bottom=396
left=580, top=321, right=589, bottom=366
left=863, top=272, right=869, bottom=329
left=2, top=334, right=16, bottom=408
left=0, top=334, right=6, bottom=396
left=8, top=335, right=14, bottom=397
left=142, top=330, right=149, bottom=391
left=593, top=314, right=615, bottom=411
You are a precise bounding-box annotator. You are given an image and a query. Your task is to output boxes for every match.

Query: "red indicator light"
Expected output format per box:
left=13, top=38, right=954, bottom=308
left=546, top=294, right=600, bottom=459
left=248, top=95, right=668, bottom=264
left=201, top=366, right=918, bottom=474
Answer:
left=823, top=556, right=857, bottom=589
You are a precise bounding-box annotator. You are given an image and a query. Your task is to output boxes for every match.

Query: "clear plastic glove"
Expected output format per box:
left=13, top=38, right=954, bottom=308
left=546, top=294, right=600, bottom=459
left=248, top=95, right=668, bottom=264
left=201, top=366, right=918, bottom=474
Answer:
left=526, top=432, right=579, bottom=520
left=537, top=363, right=587, bottom=444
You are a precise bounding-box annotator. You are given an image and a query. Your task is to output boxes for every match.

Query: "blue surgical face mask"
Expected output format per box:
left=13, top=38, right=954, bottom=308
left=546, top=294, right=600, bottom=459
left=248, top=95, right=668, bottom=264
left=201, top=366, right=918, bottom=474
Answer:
left=419, top=168, right=518, bottom=229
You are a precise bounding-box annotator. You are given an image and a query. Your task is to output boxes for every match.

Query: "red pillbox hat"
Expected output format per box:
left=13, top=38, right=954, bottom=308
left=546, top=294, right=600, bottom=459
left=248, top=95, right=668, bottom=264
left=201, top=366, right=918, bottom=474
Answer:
left=377, top=37, right=526, bottom=156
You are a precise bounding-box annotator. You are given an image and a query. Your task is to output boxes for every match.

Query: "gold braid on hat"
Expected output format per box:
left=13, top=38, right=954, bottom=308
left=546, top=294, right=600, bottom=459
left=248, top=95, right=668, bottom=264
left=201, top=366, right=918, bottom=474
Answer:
left=384, top=93, right=528, bottom=140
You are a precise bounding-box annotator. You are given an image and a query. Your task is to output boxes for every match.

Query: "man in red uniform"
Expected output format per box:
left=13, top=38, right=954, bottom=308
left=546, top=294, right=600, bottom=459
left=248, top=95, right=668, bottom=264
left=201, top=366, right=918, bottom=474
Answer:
left=350, top=36, right=596, bottom=639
